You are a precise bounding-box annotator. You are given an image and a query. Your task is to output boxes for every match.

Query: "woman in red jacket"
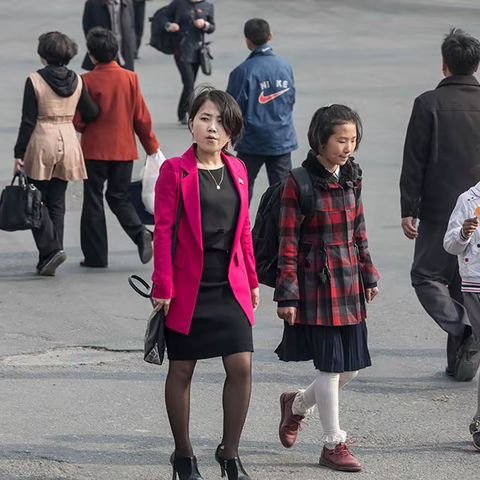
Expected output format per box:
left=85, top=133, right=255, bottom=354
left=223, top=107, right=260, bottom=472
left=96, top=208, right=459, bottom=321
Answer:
left=152, top=87, right=259, bottom=480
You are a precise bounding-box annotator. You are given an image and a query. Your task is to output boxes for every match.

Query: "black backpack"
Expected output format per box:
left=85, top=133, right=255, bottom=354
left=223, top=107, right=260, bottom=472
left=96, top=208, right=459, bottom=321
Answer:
left=252, top=167, right=314, bottom=288
left=149, top=6, right=179, bottom=55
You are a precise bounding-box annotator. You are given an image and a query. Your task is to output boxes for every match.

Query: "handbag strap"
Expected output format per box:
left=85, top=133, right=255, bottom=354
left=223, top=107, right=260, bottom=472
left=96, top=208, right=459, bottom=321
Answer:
left=172, top=170, right=186, bottom=256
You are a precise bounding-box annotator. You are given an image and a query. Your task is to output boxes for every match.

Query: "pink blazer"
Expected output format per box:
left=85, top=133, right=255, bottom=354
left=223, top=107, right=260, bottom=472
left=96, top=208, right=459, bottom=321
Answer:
left=151, top=145, right=259, bottom=335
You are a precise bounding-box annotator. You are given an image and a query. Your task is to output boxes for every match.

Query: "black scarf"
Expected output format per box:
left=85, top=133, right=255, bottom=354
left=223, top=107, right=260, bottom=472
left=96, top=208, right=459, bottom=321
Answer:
left=302, top=149, right=362, bottom=188
left=37, top=65, right=78, bottom=98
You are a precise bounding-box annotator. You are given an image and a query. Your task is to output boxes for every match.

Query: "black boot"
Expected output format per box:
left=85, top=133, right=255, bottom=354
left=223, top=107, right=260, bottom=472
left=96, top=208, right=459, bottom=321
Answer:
left=170, top=452, right=203, bottom=480
left=215, top=445, right=251, bottom=480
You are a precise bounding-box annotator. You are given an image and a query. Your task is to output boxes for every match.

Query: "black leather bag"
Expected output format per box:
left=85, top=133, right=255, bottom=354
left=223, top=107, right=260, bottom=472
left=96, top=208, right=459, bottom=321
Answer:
left=0, top=171, right=42, bottom=232
left=128, top=190, right=183, bottom=365
left=199, top=41, right=213, bottom=76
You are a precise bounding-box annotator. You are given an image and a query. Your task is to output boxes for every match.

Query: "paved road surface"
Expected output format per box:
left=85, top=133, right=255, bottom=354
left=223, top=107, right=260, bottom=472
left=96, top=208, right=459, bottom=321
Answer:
left=1, top=1, right=480, bottom=479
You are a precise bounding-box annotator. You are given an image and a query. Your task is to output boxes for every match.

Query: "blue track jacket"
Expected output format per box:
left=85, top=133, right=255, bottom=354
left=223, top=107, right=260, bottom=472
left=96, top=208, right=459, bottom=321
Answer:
left=226, top=45, right=298, bottom=156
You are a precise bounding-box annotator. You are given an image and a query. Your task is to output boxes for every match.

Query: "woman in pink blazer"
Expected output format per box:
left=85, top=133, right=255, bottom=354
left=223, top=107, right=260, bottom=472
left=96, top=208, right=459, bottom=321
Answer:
left=152, top=87, right=259, bottom=480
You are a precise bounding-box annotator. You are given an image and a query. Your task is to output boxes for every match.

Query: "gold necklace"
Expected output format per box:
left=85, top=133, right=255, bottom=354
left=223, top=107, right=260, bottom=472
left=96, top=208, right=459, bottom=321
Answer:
left=196, top=154, right=225, bottom=190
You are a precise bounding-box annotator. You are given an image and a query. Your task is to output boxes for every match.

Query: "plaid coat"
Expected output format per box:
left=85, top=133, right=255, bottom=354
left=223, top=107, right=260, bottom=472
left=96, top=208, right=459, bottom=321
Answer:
left=274, top=152, right=379, bottom=326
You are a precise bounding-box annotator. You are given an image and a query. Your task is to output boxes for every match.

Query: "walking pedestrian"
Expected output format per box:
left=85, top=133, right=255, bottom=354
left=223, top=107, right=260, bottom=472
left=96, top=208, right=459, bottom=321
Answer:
left=74, top=27, right=159, bottom=268
left=400, top=28, right=480, bottom=380
left=226, top=18, right=298, bottom=203
left=152, top=87, right=259, bottom=480
left=444, top=178, right=480, bottom=451
left=81, top=0, right=136, bottom=71
left=13, top=31, right=99, bottom=276
left=275, top=105, right=379, bottom=472
left=160, top=0, right=215, bottom=124
left=133, top=0, right=154, bottom=58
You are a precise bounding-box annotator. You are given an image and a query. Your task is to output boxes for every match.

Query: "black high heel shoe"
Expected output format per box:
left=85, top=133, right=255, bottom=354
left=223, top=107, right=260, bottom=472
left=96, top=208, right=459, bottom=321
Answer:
left=170, top=452, right=203, bottom=480
left=215, top=445, right=251, bottom=480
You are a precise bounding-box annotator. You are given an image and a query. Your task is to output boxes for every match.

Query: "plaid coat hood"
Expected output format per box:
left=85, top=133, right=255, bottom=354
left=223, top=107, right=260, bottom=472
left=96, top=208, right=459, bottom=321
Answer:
left=274, top=150, right=379, bottom=327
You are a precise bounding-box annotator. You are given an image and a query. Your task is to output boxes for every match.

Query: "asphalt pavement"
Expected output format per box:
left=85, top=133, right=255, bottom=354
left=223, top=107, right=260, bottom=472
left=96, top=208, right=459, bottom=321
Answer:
left=2, top=1, right=480, bottom=479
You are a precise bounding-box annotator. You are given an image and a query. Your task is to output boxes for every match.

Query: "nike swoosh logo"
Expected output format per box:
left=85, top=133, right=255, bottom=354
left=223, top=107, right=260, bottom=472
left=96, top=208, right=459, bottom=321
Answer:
left=258, top=88, right=290, bottom=104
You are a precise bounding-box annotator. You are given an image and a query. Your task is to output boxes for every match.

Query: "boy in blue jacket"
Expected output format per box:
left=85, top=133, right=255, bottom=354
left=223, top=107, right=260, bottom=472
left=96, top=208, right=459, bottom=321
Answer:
left=226, top=18, right=298, bottom=202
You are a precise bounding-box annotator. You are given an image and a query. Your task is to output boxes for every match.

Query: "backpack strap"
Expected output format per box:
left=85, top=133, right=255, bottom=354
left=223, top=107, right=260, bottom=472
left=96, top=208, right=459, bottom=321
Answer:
left=291, top=167, right=314, bottom=222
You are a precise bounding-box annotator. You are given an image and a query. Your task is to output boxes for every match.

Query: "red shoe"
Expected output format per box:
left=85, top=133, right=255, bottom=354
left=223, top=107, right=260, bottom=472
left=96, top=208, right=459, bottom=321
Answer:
left=320, top=443, right=363, bottom=472
left=278, top=391, right=304, bottom=448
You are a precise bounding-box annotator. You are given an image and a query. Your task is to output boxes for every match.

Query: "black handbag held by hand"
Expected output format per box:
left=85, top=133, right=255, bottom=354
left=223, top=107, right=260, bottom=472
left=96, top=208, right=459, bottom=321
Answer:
left=128, top=188, right=184, bottom=365
left=0, top=171, right=42, bottom=232
left=199, top=41, right=213, bottom=76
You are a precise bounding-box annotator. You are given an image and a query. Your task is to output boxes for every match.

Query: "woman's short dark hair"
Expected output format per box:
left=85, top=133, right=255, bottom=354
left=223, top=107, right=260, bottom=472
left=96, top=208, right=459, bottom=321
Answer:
left=37, top=32, right=78, bottom=66
left=244, top=18, right=270, bottom=46
left=86, top=27, right=118, bottom=63
left=441, top=28, right=480, bottom=76
left=189, top=85, right=244, bottom=147
left=308, top=104, right=363, bottom=153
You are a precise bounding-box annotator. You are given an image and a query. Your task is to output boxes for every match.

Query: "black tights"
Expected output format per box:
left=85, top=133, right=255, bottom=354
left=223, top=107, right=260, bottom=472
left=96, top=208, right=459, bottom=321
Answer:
left=165, top=352, right=252, bottom=458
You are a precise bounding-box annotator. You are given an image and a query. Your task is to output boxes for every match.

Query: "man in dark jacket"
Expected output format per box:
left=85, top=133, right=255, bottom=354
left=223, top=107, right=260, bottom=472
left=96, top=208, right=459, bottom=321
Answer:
left=400, top=28, right=480, bottom=381
left=82, top=0, right=136, bottom=71
left=226, top=18, right=298, bottom=202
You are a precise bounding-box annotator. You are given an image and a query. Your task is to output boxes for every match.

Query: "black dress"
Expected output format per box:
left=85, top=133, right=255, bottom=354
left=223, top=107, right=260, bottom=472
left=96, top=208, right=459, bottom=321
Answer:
left=166, top=166, right=254, bottom=360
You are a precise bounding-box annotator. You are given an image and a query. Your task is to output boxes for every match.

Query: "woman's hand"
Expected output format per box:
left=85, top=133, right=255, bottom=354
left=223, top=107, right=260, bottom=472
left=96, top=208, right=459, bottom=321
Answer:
left=152, top=298, right=172, bottom=314
left=167, top=22, right=180, bottom=32
left=277, top=306, right=297, bottom=326
left=462, top=217, right=479, bottom=238
left=365, top=287, right=379, bottom=303
left=194, top=18, right=206, bottom=29
left=251, top=287, right=260, bottom=310
left=13, top=158, right=24, bottom=174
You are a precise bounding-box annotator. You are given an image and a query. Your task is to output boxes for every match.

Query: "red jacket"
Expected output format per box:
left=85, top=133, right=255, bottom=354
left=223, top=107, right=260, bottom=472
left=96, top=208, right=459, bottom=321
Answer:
left=152, top=145, right=259, bottom=335
left=74, top=61, right=158, bottom=160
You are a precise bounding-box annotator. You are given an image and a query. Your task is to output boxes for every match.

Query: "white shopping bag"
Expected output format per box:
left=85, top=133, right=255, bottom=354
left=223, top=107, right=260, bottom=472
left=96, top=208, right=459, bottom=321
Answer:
left=141, top=148, right=166, bottom=215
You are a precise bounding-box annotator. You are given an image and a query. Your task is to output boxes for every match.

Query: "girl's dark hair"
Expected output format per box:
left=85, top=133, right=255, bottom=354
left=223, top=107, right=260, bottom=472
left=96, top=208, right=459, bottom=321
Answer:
left=37, top=32, right=78, bottom=66
left=86, top=27, right=119, bottom=63
left=308, top=104, right=363, bottom=153
left=188, top=85, right=244, bottom=147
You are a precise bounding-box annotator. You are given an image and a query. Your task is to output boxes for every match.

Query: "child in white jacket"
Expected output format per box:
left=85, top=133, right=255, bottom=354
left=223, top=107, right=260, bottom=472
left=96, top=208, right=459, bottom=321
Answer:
left=444, top=182, right=480, bottom=451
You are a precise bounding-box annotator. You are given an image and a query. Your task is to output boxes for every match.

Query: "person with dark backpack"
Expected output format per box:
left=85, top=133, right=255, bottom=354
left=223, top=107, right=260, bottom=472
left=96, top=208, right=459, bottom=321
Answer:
left=273, top=105, right=379, bottom=472
left=156, top=0, right=214, bottom=124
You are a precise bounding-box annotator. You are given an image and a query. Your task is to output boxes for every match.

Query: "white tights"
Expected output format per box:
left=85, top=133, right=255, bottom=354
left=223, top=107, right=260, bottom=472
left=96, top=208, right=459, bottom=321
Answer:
left=292, top=370, right=358, bottom=448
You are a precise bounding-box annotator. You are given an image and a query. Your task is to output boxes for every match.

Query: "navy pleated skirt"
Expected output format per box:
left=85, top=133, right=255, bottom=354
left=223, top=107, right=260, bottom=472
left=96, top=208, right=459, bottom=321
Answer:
left=275, top=321, right=371, bottom=373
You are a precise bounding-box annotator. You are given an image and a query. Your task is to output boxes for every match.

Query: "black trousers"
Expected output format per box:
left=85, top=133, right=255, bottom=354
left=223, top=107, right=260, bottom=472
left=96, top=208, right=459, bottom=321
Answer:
left=174, top=52, right=200, bottom=121
left=29, top=177, right=68, bottom=269
left=81, top=160, right=144, bottom=267
left=236, top=151, right=292, bottom=203
left=411, top=220, right=470, bottom=371
left=133, top=0, right=146, bottom=52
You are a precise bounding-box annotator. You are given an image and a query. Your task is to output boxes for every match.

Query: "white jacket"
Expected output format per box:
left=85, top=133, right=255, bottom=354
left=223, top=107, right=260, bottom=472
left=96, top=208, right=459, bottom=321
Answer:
left=444, top=182, right=480, bottom=283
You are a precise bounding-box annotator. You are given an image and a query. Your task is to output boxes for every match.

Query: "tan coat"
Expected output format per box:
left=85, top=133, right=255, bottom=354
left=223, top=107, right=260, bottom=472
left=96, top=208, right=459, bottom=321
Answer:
left=23, top=72, right=87, bottom=181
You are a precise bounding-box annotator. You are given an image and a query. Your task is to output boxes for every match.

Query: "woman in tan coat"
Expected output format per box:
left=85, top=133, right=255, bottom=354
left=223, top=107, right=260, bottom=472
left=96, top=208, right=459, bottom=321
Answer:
left=13, top=32, right=99, bottom=276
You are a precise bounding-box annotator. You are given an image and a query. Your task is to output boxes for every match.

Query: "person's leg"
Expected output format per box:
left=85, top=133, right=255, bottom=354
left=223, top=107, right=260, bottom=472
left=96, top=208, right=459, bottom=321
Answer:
left=81, top=160, right=109, bottom=267
left=29, top=178, right=63, bottom=269
left=165, top=359, right=197, bottom=457
left=133, top=0, right=146, bottom=53
left=105, top=161, right=145, bottom=243
left=411, top=221, right=469, bottom=373
left=46, top=178, right=68, bottom=248
left=265, top=152, right=292, bottom=187
left=174, top=55, right=196, bottom=122
left=219, top=352, right=252, bottom=458
left=236, top=152, right=265, bottom=204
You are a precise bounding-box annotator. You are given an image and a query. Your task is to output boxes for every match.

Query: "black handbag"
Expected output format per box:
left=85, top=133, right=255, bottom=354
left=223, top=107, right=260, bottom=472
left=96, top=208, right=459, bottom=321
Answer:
left=0, top=171, right=42, bottom=232
left=128, top=191, right=183, bottom=365
left=199, top=41, right=213, bottom=76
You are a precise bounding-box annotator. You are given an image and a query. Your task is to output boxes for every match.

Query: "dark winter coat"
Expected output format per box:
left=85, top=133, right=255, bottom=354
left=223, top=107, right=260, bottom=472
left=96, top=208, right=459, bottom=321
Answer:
left=160, top=0, right=214, bottom=64
left=400, top=75, right=480, bottom=223
left=274, top=152, right=379, bottom=327
left=81, top=0, right=136, bottom=71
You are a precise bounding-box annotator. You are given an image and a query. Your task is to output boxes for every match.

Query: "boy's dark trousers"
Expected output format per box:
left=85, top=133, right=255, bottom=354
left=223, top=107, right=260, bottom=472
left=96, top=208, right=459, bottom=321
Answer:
left=133, top=0, right=146, bottom=52
left=81, top=159, right=145, bottom=267
left=29, top=177, right=68, bottom=269
left=236, top=152, right=292, bottom=203
left=411, top=220, right=470, bottom=372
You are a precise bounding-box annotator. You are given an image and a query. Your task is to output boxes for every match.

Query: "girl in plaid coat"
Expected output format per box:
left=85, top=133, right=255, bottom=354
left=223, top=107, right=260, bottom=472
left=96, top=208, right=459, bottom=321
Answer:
left=275, top=105, right=380, bottom=472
